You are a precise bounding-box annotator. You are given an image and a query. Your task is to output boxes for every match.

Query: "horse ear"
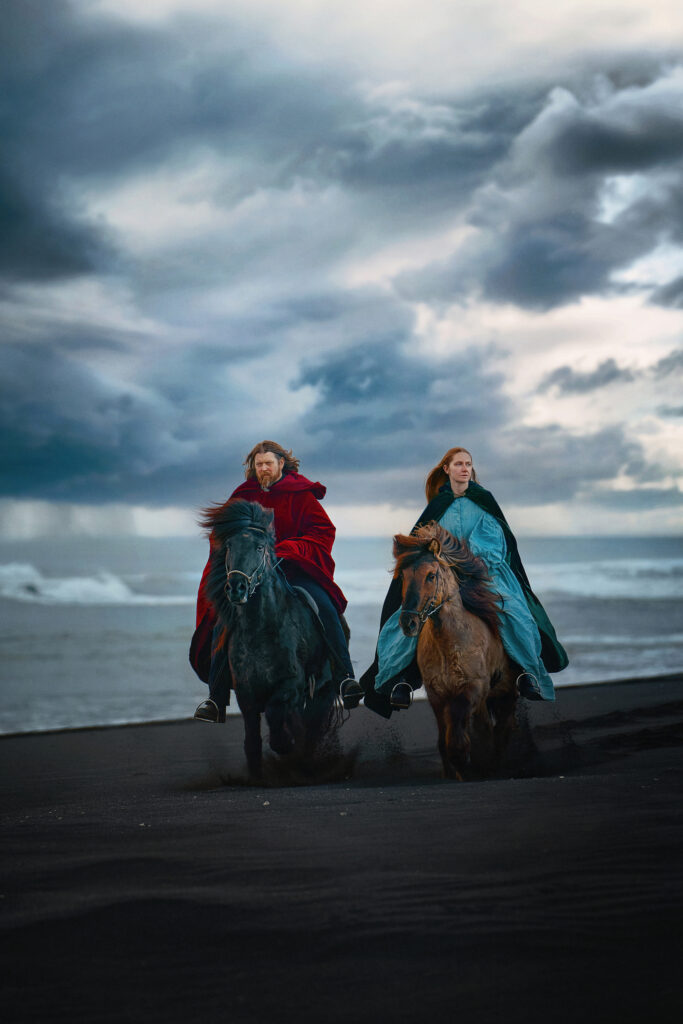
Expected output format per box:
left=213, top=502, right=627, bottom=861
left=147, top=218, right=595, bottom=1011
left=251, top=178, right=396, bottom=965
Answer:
left=428, top=538, right=440, bottom=555
left=264, top=508, right=275, bottom=524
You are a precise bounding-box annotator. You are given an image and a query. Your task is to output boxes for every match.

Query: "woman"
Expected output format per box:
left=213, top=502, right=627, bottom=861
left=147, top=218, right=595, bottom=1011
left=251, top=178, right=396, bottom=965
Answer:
left=349, top=447, right=568, bottom=717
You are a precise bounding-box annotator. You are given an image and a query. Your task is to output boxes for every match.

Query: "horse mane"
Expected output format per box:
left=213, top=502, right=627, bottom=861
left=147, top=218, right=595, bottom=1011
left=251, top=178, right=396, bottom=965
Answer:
left=199, top=500, right=276, bottom=628
left=393, top=522, right=501, bottom=637
left=200, top=498, right=276, bottom=545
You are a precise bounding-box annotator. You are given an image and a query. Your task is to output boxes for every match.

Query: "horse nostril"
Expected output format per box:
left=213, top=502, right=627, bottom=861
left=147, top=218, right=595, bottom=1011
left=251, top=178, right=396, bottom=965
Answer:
left=399, top=614, right=416, bottom=636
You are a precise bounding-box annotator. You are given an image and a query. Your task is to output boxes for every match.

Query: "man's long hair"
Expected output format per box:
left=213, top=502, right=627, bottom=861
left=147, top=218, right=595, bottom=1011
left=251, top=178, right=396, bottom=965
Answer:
left=425, top=446, right=477, bottom=502
left=243, top=440, right=300, bottom=480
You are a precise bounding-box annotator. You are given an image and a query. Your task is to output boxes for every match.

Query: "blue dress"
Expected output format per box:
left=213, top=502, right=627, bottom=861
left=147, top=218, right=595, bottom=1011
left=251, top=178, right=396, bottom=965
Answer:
left=375, top=496, right=555, bottom=700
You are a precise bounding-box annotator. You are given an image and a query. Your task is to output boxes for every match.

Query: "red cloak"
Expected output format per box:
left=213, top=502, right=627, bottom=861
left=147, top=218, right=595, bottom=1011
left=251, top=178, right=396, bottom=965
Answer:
left=195, top=472, right=347, bottom=631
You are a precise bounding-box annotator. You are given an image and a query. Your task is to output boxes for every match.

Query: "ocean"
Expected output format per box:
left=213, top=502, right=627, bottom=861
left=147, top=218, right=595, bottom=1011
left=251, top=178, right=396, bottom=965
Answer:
left=0, top=534, right=681, bottom=735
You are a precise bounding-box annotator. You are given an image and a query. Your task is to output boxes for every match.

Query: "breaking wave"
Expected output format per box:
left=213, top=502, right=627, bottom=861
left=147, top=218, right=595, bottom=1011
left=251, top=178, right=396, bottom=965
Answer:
left=0, top=563, right=194, bottom=606
left=529, top=558, right=683, bottom=600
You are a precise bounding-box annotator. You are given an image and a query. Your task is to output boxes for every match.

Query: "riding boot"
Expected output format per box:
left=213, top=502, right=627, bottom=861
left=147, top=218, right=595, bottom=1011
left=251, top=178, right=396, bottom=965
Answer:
left=207, top=625, right=233, bottom=708
left=339, top=677, right=364, bottom=710
left=390, top=681, right=413, bottom=710
left=193, top=699, right=226, bottom=724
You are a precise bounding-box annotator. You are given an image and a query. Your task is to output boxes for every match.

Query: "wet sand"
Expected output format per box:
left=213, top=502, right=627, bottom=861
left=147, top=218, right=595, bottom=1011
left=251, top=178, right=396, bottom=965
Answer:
left=2, top=674, right=682, bottom=1023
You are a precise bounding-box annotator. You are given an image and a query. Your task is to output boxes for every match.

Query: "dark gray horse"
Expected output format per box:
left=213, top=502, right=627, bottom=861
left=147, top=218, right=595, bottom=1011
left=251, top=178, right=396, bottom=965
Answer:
left=201, top=499, right=341, bottom=777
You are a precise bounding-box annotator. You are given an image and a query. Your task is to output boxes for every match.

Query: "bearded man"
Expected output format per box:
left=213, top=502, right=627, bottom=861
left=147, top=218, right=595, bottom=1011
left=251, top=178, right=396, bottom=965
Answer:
left=191, top=440, right=362, bottom=722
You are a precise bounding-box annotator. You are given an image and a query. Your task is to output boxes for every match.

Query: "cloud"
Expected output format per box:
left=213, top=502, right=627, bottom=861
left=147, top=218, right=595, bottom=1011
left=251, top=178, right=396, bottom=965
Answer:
left=467, top=424, right=642, bottom=506
left=539, top=358, right=634, bottom=394
left=587, top=486, right=683, bottom=509
left=399, top=68, right=683, bottom=310
left=650, top=275, right=683, bottom=307
left=652, top=348, right=683, bottom=377
left=295, top=333, right=511, bottom=488
left=1, top=2, right=682, bottom=533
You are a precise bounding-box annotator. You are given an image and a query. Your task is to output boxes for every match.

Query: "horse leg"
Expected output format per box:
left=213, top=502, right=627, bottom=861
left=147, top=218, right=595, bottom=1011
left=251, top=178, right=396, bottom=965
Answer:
left=489, top=688, right=518, bottom=772
left=242, top=710, right=263, bottom=779
left=265, top=693, right=301, bottom=756
left=303, top=684, right=336, bottom=760
left=434, top=703, right=458, bottom=779
left=446, top=692, right=475, bottom=780
left=425, top=693, right=457, bottom=780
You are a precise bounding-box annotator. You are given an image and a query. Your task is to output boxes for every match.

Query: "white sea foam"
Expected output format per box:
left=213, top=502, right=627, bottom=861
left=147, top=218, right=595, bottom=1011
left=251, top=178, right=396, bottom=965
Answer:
left=0, top=563, right=194, bottom=606
left=563, top=633, right=683, bottom=647
left=336, top=559, right=683, bottom=602
left=526, top=558, right=683, bottom=600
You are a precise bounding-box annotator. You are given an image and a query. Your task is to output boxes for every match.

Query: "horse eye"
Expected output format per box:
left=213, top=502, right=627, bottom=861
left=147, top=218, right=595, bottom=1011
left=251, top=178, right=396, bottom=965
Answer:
left=426, top=572, right=436, bottom=582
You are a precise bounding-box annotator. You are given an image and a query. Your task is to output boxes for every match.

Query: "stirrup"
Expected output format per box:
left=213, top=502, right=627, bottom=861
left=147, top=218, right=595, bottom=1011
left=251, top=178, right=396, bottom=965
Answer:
left=193, top=698, right=226, bottom=723
left=515, top=672, right=541, bottom=698
left=339, top=677, right=363, bottom=710
left=390, top=681, right=413, bottom=710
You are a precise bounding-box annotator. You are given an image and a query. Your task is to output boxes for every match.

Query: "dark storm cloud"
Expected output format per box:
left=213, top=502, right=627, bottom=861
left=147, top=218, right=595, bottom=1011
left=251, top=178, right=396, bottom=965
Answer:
left=539, top=358, right=634, bottom=394
left=0, top=166, right=112, bottom=281
left=5, top=0, right=682, bottom=305
left=400, top=66, right=683, bottom=310
left=652, top=348, right=683, bottom=377
left=1, top=0, right=352, bottom=283
left=548, top=101, right=683, bottom=176
left=0, top=340, right=253, bottom=504
left=1, top=2, right=681, bottom=519
left=1, top=0, right=526, bottom=288
left=479, top=216, right=639, bottom=309
left=295, top=336, right=511, bottom=484
left=294, top=340, right=647, bottom=510
left=650, top=276, right=683, bottom=308
left=586, top=486, right=683, bottom=510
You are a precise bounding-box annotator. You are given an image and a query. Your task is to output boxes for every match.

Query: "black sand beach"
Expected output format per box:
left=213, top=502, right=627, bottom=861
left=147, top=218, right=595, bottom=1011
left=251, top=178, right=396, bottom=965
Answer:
left=2, top=676, right=682, bottom=1024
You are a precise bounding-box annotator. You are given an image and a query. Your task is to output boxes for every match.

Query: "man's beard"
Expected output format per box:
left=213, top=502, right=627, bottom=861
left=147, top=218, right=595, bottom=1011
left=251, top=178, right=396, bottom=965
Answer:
left=257, top=470, right=276, bottom=489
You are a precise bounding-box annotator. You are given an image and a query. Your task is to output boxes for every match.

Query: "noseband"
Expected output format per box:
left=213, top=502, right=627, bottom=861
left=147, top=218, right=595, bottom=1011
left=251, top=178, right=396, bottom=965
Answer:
left=401, top=595, right=449, bottom=627
left=223, top=528, right=281, bottom=600
left=401, top=561, right=451, bottom=628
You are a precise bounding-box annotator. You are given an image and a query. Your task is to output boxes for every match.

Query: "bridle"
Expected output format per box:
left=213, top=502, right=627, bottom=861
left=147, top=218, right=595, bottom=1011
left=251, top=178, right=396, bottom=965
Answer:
left=223, top=528, right=282, bottom=600
left=401, top=594, right=450, bottom=627
left=401, top=561, right=452, bottom=628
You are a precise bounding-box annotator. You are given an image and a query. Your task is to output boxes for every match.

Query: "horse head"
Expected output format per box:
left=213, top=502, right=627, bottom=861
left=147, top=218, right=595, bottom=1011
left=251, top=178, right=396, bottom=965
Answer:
left=201, top=499, right=277, bottom=606
left=393, top=522, right=502, bottom=639
left=393, top=523, right=454, bottom=636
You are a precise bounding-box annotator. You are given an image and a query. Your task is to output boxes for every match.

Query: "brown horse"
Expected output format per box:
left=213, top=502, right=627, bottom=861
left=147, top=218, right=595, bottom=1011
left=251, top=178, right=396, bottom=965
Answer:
left=393, top=522, right=518, bottom=779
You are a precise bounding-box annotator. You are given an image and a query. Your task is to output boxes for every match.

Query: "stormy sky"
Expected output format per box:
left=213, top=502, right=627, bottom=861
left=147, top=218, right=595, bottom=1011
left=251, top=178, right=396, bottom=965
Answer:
left=1, top=0, right=683, bottom=536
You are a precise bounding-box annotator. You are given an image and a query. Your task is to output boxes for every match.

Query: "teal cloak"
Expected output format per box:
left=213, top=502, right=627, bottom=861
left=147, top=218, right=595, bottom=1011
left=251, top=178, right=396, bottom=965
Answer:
left=360, top=482, right=568, bottom=718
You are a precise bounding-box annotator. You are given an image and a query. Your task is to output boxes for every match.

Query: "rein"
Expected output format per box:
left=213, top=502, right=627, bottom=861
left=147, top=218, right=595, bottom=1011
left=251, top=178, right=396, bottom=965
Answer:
left=401, top=595, right=450, bottom=626
left=223, top=530, right=282, bottom=599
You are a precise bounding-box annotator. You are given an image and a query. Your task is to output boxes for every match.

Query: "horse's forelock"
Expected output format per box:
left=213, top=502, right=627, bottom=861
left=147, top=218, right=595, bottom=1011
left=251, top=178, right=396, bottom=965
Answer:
left=200, top=499, right=275, bottom=542
left=394, top=523, right=454, bottom=575
left=393, top=531, right=430, bottom=577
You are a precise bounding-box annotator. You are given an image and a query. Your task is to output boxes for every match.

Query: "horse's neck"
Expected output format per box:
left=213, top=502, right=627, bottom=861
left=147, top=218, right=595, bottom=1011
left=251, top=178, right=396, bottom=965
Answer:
left=432, top=583, right=469, bottom=637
